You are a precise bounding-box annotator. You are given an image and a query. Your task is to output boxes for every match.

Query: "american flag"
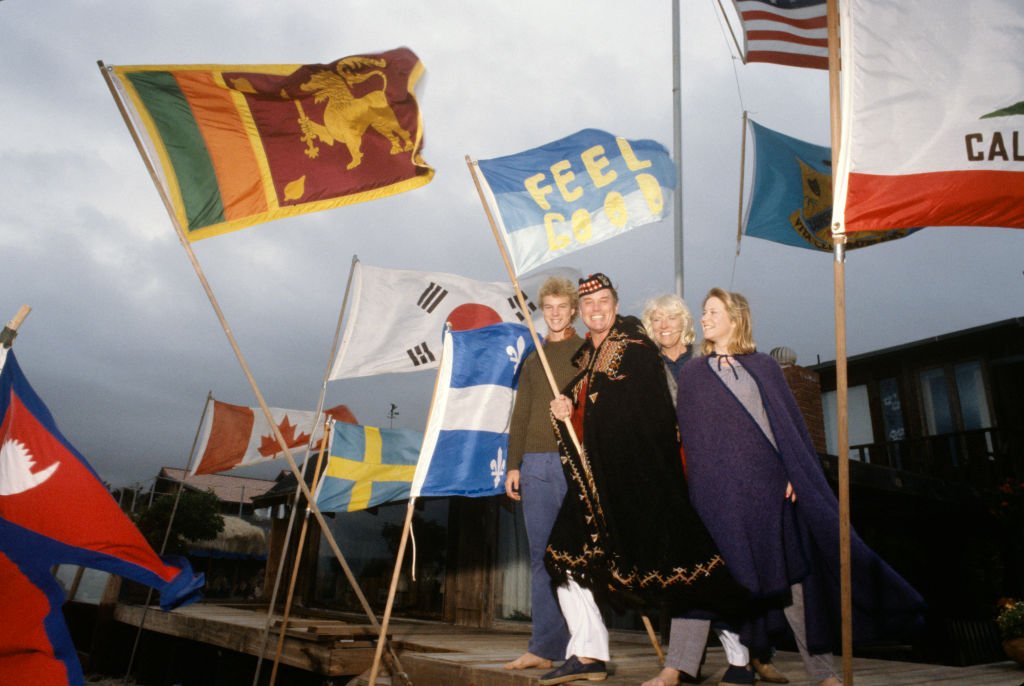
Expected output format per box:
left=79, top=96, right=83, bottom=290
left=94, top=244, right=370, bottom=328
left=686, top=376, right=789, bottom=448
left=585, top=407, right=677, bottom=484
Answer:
left=732, top=0, right=828, bottom=70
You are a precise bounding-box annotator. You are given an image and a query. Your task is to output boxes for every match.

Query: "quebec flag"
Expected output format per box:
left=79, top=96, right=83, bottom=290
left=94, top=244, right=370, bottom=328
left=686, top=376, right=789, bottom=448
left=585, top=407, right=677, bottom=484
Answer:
left=411, top=322, right=534, bottom=498
left=0, top=351, right=203, bottom=686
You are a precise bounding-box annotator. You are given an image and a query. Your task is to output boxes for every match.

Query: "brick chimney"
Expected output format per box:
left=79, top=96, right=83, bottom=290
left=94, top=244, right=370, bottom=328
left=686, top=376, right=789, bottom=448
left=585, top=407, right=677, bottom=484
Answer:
left=770, top=347, right=827, bottom=454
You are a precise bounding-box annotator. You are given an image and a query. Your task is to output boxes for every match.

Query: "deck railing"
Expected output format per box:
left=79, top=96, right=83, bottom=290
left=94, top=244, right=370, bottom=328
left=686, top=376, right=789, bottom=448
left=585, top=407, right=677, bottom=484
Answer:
left=846, top=427, right=1024, bottom=489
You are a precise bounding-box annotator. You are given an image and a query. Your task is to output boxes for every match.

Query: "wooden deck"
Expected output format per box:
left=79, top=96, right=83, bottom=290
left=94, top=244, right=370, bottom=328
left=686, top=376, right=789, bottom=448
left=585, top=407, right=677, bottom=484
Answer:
left=114, top=603, right=1024, bottom=685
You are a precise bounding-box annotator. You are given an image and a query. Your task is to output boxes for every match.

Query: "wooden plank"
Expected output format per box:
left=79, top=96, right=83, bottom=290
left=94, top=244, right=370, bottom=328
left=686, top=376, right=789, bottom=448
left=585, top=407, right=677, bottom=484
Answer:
left=112, top=604, right=1024, bottom=685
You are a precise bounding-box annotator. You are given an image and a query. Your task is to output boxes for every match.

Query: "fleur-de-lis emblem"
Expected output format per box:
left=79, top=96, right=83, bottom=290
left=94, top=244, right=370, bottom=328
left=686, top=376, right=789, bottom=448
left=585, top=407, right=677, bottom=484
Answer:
left=505, top=335, right=527, bottom=374
left=490, top=447, right=506, bottom=488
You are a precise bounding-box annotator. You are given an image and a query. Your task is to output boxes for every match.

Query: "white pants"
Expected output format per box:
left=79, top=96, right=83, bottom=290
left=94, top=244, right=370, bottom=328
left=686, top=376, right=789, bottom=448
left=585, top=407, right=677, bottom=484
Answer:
left=717, top=627, right=749, bottom=667
left=555, top=578, right=610, bottom=661
left=665, top=618, right=749, bottom=674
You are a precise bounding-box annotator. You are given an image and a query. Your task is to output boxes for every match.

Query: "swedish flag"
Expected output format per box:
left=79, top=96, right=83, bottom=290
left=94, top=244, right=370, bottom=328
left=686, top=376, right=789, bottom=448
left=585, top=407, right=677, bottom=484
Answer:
left=315, top=422, right=422, bottom=512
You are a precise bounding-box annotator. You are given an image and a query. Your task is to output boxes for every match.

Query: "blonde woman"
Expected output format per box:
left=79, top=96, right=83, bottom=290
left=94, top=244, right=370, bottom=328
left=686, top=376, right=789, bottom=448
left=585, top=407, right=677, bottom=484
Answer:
left=673, top=289, right=923, bottom=686
left=640, top=294, right=695, bottom=404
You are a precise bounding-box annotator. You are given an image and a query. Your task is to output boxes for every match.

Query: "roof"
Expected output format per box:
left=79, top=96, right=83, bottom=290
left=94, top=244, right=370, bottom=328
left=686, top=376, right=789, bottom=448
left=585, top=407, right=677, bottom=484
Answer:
left=811, top=316, right=1024, bottom=370
left=158, top=467, right=277, bottom=505
left=187, top=515, right=268, bottom=558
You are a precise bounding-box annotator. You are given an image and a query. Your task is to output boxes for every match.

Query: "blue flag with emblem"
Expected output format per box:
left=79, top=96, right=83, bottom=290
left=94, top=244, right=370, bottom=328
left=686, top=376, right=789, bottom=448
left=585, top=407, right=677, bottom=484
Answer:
left=314, top=422, right=422, bottom=513
left=476, top=129, right=675, bottom=275
left=411, top=322, right=534, bottom=498
left=744, top=118, right=918, bottom=251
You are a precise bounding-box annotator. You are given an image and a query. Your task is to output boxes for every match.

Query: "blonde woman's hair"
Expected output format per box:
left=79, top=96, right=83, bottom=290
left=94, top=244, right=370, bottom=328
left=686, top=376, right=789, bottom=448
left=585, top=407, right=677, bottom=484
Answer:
left=641, top=294, right=695, bottom=347
left=700, top=288, right=756, bottom=356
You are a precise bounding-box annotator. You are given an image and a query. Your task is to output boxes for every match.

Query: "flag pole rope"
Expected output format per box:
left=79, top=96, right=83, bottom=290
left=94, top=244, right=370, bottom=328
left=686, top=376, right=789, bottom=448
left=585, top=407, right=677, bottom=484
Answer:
left=99, top=62, right=409, bottom=685
left=465, top=155, right=666, bottom=662
left=123, top=391, right=212, bottom=683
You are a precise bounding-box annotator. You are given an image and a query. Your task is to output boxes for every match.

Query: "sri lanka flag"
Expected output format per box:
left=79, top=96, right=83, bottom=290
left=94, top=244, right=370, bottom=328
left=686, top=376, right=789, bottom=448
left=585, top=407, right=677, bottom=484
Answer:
left=105, top=48, right=433, bottom=241
left=0, top=351, right=203, bottom=686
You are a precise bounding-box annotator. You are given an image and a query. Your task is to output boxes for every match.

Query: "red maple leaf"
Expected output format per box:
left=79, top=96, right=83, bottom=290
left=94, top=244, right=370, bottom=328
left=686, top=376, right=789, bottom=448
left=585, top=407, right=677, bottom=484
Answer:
left=257, top=415, right=312, bottom=457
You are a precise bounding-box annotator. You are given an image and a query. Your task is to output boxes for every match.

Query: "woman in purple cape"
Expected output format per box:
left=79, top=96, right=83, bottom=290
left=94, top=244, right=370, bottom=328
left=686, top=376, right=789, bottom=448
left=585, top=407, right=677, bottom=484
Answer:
left=675, top=288, right=924, bottom=686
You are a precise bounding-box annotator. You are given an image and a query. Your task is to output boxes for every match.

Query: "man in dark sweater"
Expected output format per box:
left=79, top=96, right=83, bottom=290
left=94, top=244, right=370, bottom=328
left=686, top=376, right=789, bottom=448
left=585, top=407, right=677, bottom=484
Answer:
left=503, top=277, right=582, bottom=672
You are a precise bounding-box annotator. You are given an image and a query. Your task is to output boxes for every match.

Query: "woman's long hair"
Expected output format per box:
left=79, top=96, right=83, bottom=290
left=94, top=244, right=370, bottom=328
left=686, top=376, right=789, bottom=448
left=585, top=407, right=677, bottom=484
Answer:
left=700, top=287, right=756, bottom=356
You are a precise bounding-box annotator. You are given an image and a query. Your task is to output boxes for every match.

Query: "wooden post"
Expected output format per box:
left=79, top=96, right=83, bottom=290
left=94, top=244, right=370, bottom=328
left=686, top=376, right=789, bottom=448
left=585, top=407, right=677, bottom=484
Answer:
left=367, top=349, right=448, bottom=686
left=100, top=62, right=408, bottom=685
left=268, top=424, right=331, bottom=685
left=253, top=254, right=364, bottom=685
left=0, top=304, right=31, bottom=348
left=826, top=0, right=854, bottom=682
left=367, top=500, right=417, bottom=686
left=124, top=392, right=213, bottom=681
left=465, top=156, right=664, bottom=662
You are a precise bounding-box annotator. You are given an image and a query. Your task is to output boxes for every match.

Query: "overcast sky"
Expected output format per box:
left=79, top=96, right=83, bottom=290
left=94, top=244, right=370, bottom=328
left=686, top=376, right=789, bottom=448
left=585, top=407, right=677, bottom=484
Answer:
left=1, top=0, right=1020, bottom=487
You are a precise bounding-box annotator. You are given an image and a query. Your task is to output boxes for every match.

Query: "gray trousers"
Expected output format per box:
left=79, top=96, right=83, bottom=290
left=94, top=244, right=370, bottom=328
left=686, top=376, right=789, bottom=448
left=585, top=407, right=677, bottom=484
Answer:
left=666, top=584, right=839, bottom=683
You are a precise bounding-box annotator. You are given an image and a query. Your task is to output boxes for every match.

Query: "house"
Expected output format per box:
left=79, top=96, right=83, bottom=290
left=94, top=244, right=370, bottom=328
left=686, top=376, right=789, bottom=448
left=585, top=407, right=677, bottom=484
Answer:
left=812, top=317, right=1024, bottom=664
left=148, top=468, right=277, bottom=601
left=154, top=467, right=277, bottom=517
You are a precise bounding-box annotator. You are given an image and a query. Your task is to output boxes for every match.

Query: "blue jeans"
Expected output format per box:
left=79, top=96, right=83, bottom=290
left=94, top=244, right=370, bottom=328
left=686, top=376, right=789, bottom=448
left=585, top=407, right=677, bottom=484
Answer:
left=521, top=451, right=570, bottom=659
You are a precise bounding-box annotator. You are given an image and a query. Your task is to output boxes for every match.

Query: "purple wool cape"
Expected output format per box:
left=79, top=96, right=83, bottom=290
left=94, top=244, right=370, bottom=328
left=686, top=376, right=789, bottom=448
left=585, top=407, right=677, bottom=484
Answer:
left=676, top=352, right=924, bottom=655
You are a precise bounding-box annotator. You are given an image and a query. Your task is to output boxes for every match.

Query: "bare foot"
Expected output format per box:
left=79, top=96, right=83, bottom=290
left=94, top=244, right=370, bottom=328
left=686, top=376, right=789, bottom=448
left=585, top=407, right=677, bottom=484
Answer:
left=818, top=678, right=841, bottom=686
left=642, top=667, right=681, bottom=686
left=504, top=651, right=553, bottom=670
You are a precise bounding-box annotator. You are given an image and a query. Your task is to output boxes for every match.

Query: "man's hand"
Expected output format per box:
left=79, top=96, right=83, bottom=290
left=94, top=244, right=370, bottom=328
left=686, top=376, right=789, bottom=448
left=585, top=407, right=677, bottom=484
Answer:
left=506, top=469, right=521, bottom=500
left=785, top=481, right=797, bottom=502
left=550, top=394, right=572, bottom=421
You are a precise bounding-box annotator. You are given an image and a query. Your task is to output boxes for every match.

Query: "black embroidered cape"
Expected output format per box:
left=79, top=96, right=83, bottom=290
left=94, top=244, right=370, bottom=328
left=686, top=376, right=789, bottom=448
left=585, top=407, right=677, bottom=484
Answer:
left=544, top=315, right=742, bottom=613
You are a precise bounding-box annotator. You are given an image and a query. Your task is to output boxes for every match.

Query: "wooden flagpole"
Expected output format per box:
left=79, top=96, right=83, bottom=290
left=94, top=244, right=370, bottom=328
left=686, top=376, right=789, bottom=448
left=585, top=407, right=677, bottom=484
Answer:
left=464, top=157, right=578, bottom=445
left=465, top=156, right=665, bottom=663
left=124, top=392, right=213, bottom=684
left=0, top=305, right=31, bottom=349
left=367, top=345, right=448, bottom=686
left=825, top=1, right=854, bottom=683
left=99, top=62, right=408, bottom=684
left=368, top=498, right=417, bottom=686
left=268, top=422, right=331, bottom=685
left=252, top=254, right=366, bottom=685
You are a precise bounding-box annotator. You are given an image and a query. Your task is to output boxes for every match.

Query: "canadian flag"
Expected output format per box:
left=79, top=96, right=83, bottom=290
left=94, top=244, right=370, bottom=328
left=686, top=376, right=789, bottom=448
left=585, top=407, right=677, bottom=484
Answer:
left=190, top=399, right=357, bottom=475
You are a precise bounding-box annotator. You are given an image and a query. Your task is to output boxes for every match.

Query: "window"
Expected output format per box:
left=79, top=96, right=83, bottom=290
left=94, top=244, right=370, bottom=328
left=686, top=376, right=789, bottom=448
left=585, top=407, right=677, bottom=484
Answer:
left=878, top=377, right=907, bottom=468
left=919, top=367, right=955, bottom=435
left=878, top=377, right=906, bottom=441
left=919, top=362, right=992, bottom=435
left=821, top=385, right=873, bottom=458
left=954, top=361, right=991, bottom=431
